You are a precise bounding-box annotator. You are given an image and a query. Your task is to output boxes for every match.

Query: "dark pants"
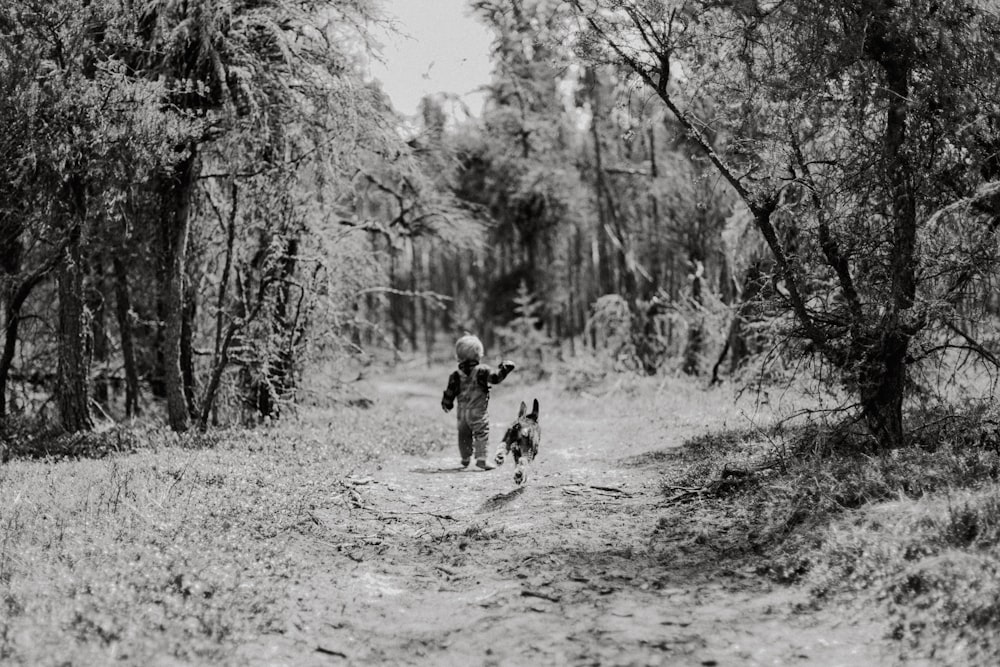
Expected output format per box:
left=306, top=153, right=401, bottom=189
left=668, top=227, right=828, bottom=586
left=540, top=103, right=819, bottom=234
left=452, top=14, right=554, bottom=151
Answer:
left=457, top=406, right=489, bottom=460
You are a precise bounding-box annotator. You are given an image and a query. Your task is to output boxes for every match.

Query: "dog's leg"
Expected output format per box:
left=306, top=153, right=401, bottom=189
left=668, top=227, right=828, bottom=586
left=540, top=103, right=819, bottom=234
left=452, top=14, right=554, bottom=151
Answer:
left=494, top=442, right=508, bottom=466
left=513, top=459, right=527, bottom=485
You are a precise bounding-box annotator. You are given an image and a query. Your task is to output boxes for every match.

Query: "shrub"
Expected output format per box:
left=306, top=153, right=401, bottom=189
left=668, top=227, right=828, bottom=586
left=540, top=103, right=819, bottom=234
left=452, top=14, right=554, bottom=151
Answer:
left=811, top=489, right=1000, bottom=664
left=496, top=280, right=554, bottom=381
left=661, top=401, right=1000, bottom=664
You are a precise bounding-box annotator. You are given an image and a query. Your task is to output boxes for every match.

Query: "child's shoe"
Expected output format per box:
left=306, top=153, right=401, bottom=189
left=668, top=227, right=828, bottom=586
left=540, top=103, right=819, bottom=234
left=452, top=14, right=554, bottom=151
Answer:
left=475, top=459, right=495, bottom=471
left=460, top=457, right=471, bottom=468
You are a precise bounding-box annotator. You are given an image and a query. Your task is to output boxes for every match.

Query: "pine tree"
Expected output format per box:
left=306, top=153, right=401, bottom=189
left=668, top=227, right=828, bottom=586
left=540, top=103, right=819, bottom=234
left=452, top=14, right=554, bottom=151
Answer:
left=496, top=281, right=552, bottom=378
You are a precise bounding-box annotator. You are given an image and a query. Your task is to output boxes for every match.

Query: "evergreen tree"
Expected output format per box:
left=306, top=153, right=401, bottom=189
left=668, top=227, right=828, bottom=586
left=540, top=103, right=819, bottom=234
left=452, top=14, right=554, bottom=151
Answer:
left=574, top=0, right=1000, bottom=447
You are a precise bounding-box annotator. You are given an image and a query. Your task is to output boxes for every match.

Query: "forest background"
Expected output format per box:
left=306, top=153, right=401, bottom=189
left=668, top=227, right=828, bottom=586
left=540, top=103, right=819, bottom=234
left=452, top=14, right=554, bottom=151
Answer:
left=6, top=1, right=1000, bottom=664
left=2, top=0, right=750, bottom=440
left=5, top=0, right=1000, bottom=445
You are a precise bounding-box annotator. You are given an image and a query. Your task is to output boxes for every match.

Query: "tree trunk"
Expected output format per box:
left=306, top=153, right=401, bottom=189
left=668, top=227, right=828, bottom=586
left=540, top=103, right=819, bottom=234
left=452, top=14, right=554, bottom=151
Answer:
left=151, top=203, right=170, bottom=400
left=389, top=246, right=402, bottom=353
left=214, top=182, right=238, bottom=363
left=860, top=27, right=918, bottom=449
left=570, top=236, right=579, bottom=346
left=112, top=254, right=140, bottom=417
left=200, top=321, right=238, bottom=431
left=89, top=258, right=110, bottom=407
left=256, top=235, right=300, bottom=420
left=588, top=86, right=635, bottom=301
left=181, top=280, right=197, bottom=417
left=1, top=256, right=60, bottom=421
left=1, top=306, right=23, bottom=423
left=163, top=147, right=198, bottom=432
left=409, top=238, right=419, bottom=353
left=201, top=265, right=270, bottom=430
left=646, top=124, right=662, bottom=300
left=422, top=241, right=434, bottom=366
left=711, top=261, right=767, bottom=380
left=859, top=328, right=908, bottom=448
left=209, top=182, right=238, bottom=424
left=709, top=334, right=731, bottom=386
left=56, top=220, right=94, bottom=432
left=682, top=259, right=705, bottom=375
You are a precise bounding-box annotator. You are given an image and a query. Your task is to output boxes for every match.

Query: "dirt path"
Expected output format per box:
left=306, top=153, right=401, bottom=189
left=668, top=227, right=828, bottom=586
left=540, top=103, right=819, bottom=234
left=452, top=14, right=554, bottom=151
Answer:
left=250, top=376, right=898, bottom=666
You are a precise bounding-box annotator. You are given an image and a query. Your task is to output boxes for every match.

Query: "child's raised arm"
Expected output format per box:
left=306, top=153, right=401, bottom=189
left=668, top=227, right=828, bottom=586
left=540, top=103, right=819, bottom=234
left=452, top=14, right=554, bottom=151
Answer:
left=487, top=360, right=515, bottom=385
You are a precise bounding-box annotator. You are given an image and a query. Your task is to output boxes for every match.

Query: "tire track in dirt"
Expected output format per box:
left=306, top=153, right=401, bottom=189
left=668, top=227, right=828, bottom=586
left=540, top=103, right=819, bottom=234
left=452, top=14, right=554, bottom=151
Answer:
left=251, top=377, right=898, bottom=666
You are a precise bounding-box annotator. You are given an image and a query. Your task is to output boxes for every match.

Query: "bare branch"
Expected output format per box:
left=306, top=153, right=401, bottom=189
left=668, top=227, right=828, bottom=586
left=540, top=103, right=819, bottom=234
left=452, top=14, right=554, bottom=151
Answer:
left=788, top=127, right=862, bottom=322
left=603, top=165, right=651, bottom=176
left=573, top=1, right=826, bottom=347
left=944, top=322, right=1000, bottom=370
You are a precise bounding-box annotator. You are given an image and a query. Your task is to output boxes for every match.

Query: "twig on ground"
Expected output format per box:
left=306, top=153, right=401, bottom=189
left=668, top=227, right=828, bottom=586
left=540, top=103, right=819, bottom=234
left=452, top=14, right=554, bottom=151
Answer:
left=346, top=488, right=366, bottom=509
left=589, top=484, right=632, bottom=496
left=274, top=512, right=324, bottom=534
left=663, top=467, right=766, bottom=505
left=521, top=589, right=561, bottom=603
left=378, top=509, right=458, bottom=521
left=663, top=489, right=706, bottom=505
left=316, top=646, right=348, bottom=658
left=561, top=483, right=633, bottom=498
left=740, top=409, right=788, bottom=472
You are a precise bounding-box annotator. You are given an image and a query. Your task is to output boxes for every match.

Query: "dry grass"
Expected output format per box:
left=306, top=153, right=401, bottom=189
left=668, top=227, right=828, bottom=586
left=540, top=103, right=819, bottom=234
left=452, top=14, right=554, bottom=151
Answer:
left=7, top=360, right=1000, bottom=665
left=662, top=400, right=1000, bottom=665
left=0, top=402, right=449, bottom=665
left=809, top=488, right=1000, bottom=664
left=0, top=360, right=744, bottom=665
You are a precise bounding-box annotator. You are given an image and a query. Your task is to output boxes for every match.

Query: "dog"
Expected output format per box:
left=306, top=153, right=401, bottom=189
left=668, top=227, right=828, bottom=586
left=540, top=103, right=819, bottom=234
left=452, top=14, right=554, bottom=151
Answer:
left=494, top=399, right=540, bottom=485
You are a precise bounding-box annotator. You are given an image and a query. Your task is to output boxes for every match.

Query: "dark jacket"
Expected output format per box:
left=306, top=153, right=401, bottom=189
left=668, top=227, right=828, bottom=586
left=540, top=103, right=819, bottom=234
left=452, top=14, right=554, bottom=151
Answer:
left=441, top=360, right=515, bottom=414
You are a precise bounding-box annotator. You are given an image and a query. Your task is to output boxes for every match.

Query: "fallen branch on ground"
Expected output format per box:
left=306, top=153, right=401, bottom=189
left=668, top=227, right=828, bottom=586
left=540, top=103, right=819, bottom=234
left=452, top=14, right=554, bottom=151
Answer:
left=662, top=465, right=768, bottom=506
left=521, top=589, right=561, bottom=603
left=560, top=483, right=633, bottom=498
left=378, top=509, right=458, bottom=521
left=588, top=484, right=632, bottom=496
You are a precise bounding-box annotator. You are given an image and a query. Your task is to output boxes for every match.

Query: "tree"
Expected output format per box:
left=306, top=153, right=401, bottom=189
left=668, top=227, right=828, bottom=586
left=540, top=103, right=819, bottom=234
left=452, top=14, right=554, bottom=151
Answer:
left=115, top=0, right=386, bottom=428
left=466, top=0, right=586, bottom=340
left=578, top=60, right=738, bottom=375
left=2, top=0, right=407, bottom=433
left=1, top=1, right=178, bottom=431
left=496, top=280, right=553, bottom=378
left=573, top=0, right=1000, bottom=447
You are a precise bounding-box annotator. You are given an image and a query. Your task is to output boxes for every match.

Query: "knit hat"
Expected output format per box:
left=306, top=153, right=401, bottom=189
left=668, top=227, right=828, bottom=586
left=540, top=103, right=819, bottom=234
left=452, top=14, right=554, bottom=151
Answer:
left=455, top=334, right=484, bottom=363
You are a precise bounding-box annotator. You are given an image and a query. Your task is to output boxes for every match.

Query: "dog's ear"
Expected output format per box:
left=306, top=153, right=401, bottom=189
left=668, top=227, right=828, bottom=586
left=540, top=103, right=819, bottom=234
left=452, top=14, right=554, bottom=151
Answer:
left=529, top=399, right=539, bottom=420
left=518, top=401, right=527, bottom=418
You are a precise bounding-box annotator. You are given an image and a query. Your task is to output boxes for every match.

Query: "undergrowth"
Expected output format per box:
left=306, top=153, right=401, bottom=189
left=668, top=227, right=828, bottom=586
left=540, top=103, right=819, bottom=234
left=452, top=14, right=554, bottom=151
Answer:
left=665, top=402, right=1000, bottom=665
left=0, top=401, right=449, bottom=665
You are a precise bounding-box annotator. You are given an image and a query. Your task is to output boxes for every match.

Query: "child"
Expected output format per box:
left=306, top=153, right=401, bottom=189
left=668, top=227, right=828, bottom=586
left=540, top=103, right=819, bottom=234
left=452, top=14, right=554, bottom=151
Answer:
left=441, top=335, right=515, bottom=470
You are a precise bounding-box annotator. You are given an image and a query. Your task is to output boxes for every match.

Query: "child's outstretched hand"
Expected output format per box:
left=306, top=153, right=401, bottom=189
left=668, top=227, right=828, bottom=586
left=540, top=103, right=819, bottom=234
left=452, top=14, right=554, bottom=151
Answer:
left=500, top=360, right=516, bottom=373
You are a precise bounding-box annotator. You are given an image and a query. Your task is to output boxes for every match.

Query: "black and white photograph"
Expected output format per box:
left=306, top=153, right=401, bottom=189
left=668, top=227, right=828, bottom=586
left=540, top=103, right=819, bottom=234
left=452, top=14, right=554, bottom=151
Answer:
left=3, top=0, right=1000, bottom=664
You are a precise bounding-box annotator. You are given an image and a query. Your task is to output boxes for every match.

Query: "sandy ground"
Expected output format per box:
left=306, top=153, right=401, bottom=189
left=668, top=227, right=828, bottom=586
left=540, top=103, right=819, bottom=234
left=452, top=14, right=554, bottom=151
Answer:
left=240, top=375, right=901, bottom=666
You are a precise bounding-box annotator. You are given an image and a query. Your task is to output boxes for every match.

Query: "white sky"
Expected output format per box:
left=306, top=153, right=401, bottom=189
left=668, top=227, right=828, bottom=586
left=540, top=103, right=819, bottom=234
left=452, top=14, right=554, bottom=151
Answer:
left=370, top=0, right=495, bottom=118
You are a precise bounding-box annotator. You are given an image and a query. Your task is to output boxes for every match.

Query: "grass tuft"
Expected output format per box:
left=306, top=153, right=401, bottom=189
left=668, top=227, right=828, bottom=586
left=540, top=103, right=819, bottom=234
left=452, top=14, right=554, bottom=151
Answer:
left=0, top=400, right=451, bottom=665
left=1, top=417, right=144, bottom=461
left=660, top=400, right=1000, bottom=664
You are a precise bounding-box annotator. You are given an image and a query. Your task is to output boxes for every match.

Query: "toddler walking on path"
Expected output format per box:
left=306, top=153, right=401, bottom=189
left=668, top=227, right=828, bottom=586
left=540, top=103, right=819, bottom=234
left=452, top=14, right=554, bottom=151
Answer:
left=441, top=335, right=515, bottom=470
